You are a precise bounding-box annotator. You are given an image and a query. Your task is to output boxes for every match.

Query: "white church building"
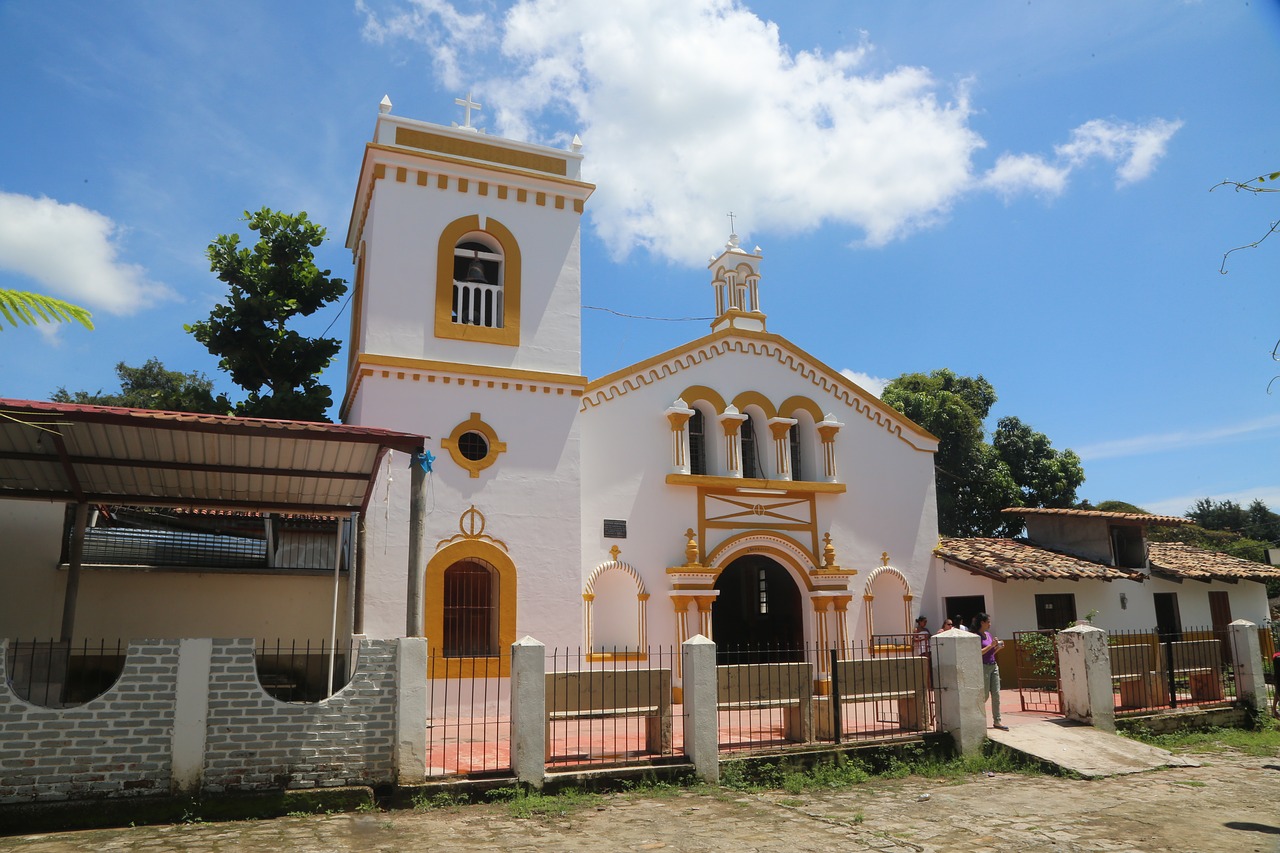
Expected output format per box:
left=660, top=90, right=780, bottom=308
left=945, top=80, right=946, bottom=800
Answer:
left=341, top=99, right=942, bottom=675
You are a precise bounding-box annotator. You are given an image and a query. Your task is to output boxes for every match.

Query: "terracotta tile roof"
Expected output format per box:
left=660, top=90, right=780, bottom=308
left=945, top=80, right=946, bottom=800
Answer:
left=1148, top=542, right=1280, bottom=581
left=935, top=537, right=1145, bottom=582
left=1000, top=507, right=1190, bottom=525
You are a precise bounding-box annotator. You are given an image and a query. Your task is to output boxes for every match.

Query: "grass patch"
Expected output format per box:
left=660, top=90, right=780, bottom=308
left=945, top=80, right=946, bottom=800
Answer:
left=410, top=790, right=469, bottom=810
left=486, top=785, right=602, bottom=819
left=1123, top=716, right=1280, bottom=757
left=717, top=744, right=1039, bottom=795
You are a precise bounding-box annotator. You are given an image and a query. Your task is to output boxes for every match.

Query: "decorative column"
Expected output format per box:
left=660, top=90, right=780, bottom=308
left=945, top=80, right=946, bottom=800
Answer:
left=816, top=415, right=843, bottom=483
left=768, top=417, right=798, bottom=480
left=582, top=592, right=595, bottom=649
left=666, top=398, right=695, bottom=475
left=718, top=405, right=748, bottom=477
left=637, top=593, right=650, bottom=649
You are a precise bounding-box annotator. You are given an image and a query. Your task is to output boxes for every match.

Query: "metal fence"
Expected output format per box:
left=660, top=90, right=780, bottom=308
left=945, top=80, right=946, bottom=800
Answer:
left=1011, top=630, right=1061, bottom=714
left=425, top=650, right=513, bottom=778
left=4, top=639, right=126, bottom=707
left=828, top=640, right=938, bottom=743
left=544, top=646, right=682, bottom=770
left=254, top=639, right=360, bottom=703
left=1108, top=627, right=1238, bottom=714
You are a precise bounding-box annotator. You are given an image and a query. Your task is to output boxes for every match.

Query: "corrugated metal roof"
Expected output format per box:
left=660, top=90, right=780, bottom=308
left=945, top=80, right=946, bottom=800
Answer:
left=0, top=398, right=426, bottom=514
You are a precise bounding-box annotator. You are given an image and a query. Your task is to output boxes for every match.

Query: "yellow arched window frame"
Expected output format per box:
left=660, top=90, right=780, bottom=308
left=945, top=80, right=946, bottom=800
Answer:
left=434, top=214, right=522, bottom=346
left=426, top=539, right=517, bottom=678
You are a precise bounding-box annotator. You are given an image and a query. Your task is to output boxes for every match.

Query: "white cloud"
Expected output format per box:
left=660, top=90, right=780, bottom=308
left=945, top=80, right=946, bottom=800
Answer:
left=1055, top=118, right=1183, bottom=186
left=981, top=153, right=1070, bottom=199
left=1074, top=414, right=1280, bottom=461
left=841, top=369, right=887, bottom=398
left=0, top=192, right=172, bottom=315
left=358, top=1, right=1181, bottom=263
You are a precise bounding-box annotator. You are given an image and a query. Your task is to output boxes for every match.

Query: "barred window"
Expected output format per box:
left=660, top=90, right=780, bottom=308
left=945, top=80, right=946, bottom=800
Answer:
left=443, top=560, right=498, bottom=657
left=688, top=409, right=707, bottom=475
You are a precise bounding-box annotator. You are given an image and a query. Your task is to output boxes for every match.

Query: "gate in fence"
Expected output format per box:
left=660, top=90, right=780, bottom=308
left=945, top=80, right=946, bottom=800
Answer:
left=1012, top=630, right=1062, bottom=714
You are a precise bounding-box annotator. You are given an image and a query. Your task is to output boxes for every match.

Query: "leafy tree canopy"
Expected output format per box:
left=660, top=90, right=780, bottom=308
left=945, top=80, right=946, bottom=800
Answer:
left=881, top=369, right=1084, bottom=537
left=187, top=208, right=346, bottom=422
left=51, top=357, right=228, bottom=414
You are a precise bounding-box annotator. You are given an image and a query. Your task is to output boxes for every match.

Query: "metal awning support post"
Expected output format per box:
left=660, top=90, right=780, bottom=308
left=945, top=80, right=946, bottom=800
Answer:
left=327, top=515, right=343, bottom=698
left=344, top=512, right=359, bottom=678
left=406, top=448, right=427, bottom=637
left=59, top=502, right=88, bottom=643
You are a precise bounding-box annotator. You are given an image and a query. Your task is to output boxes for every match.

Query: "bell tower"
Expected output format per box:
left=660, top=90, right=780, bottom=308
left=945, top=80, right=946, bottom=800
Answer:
left=342, top=93, right=595, bottom=420
left=708, top=232, right=766, bottom=334
left=341, top=95, right=594, bottom=646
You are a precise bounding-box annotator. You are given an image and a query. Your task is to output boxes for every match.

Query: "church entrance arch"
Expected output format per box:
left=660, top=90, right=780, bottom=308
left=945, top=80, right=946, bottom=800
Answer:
left=712, top=554, right=804, bottom=662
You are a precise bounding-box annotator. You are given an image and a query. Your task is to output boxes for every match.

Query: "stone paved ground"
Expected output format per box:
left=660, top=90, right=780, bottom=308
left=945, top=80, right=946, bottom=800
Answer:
left=2, top=750, right=1277, bottom=853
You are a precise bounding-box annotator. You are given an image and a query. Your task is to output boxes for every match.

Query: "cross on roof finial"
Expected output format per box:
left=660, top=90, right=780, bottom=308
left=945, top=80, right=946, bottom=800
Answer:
left=727, top=211, right=736, bottom=234
left=454, top=91, right=481, bottom=130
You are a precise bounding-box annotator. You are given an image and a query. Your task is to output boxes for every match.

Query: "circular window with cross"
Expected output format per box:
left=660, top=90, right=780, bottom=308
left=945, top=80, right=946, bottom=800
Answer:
left=441, top=412, right=507, bottom=477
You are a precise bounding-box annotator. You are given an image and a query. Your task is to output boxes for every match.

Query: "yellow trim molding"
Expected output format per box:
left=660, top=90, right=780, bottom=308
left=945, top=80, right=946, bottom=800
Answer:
left=441, top=412, right=507, bottom=478
left=435, top=215, right=522, bottom=347
left=425, top=538, right=517, bottom=679
left=665, top=473, right=846, bottom=493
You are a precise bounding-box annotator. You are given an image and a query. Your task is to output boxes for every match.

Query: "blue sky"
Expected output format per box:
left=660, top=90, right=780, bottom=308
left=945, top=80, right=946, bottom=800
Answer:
left=2, top=1, right=1279, bottom=518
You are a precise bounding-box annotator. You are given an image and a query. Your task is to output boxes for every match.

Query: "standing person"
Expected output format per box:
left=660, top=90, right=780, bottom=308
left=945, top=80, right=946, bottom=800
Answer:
left=912, top=616, right=931, bottom=657
left=1272, top=648, right=1280, bottom=719
left=976, top=613, right=1007, bottom=730
left=954, top=615, right=969, bottom=632
left=940, top=618, right=954, bottom=631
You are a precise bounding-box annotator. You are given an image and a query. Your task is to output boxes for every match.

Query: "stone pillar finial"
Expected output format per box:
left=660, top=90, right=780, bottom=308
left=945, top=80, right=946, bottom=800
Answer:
left=685, top=528, right=700, bottom=567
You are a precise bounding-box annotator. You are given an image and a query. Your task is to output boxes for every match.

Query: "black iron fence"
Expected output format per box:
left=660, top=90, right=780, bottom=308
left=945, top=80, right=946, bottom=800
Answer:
left=4, top=639, right=126, bottom=707
left=1011, top=630, right=1061, bottom=714
left=254, top=639, right=360, bottom=703
left=827, top=639, right=937, bottom=743
left=544, top=646, right=681, bottom=769
left=425, top=649, right=513, bottom=778
left=1108, top=627, right=1238, bottom=714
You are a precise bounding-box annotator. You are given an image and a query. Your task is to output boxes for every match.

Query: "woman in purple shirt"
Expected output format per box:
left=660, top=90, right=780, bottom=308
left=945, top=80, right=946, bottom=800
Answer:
left=975, top=613, right=1007, bottom=730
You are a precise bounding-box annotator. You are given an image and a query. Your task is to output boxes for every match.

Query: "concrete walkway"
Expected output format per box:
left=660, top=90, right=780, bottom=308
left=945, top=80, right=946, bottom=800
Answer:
left=987, top=691, right=1200, bottom=779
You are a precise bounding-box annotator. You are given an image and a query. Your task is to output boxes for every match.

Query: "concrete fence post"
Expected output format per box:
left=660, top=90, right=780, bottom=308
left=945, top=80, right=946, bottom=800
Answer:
left=395, top=637, right=429, bottom=785
left=681, top=634, right=719, bottom=783
left=932, top=628, right=984, bottom=756
left=1228, top=619, right=1268, bottom=714
left=171, top=638, right=213, bottom=795
left=1057, top=624, right=1114, bottom=733
left=511, top=636, right=547, bottom=789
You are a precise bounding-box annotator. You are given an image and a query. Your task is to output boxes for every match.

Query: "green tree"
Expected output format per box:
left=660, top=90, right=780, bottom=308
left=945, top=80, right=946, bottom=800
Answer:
left=0, top=290, right=93, bottom=331
left=882, top=369, right=1084, bottom=537
left=882, top=370, right=1016, bottom=537
left=51, top=357, right=228, bottom=414
left=187, top=208, right=346, bottom=422
left=993, top=416, right=1085, bottom=509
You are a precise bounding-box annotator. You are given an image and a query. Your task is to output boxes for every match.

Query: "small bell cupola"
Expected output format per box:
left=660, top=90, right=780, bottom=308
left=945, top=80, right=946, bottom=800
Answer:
left=708, top=231, right=766, bottom=334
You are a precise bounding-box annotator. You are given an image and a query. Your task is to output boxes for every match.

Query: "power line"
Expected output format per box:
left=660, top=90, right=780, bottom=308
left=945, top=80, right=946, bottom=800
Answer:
left=584, top=305, right=713, bottom=322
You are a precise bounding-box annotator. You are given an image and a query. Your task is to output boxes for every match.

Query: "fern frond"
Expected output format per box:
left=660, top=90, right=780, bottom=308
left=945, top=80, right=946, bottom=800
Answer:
left=0, top=290, right=94, bottom=331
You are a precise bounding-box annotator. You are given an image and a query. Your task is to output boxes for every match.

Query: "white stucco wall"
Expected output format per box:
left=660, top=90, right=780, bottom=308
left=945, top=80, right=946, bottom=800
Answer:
left=354, top=372, right=584, bottom=646
left=579, top=334, right=940, bottom=652
left=354, top=151, right=585, bottom=377
left=936, top=565, right=1273, bottom=636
